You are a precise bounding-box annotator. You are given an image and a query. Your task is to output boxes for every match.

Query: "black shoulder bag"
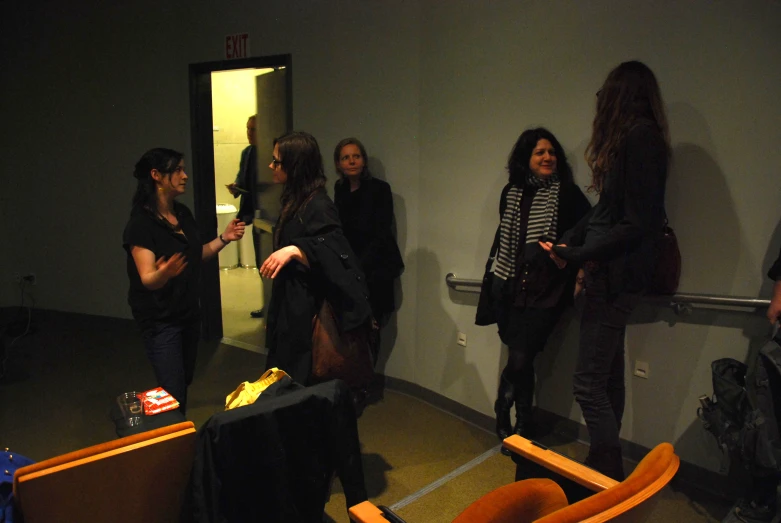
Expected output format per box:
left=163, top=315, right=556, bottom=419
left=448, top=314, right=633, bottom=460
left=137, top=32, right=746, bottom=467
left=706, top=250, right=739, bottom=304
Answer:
left=475, top=227, right=501, bottom=326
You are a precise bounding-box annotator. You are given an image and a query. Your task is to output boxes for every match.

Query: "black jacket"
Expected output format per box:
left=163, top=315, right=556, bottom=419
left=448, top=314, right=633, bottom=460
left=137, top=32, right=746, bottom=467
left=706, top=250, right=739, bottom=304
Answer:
left=556, top=122, right=668, bottom=295
left=334, top=177, right=404, bottom=317
left=233, top=145, right=258, bottom=224
left=266, top=189, right=372, bottom=383
left=494, top=179, right=591, bottom=309
left=189, top=378, right=367, bottom=523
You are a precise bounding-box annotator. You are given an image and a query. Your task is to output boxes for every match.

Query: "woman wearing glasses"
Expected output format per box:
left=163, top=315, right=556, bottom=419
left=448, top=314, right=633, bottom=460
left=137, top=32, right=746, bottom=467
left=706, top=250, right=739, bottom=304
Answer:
left=259, top=132, right=372, bottom=384
left=480, top=128, right=590, bottom=451
left=333, top=138, right=404, bottom=332
left=123, top=148, right=245, bottom=414
left=541, top=61, right=670, bottom=480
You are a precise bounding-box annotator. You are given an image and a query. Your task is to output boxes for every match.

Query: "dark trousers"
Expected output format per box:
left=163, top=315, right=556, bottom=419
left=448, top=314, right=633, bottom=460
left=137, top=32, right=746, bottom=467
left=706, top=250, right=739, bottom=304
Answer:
left=141, top=319, right=199, bottom=415
left=574, top=267, right=639, bottom=451
left=252, top=226, right=261, bottom=268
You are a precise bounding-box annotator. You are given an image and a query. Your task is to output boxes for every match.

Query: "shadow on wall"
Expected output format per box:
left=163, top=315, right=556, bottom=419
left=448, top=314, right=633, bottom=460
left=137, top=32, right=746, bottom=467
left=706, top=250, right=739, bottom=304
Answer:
left=534, top=305, right=583, bottom=422
left=623, top=101, right=770, bottom=471
left=413, top=248, right=493, bottom=410
left=629, top=103, right=740, bottom=331
left=760, top=216, right=781, bottom=298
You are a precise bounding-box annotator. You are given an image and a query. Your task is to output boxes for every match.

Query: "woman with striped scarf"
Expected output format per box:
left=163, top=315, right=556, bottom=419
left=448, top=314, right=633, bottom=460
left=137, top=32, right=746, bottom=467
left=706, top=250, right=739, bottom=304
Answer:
left=487, top=128, right=591, bottom=451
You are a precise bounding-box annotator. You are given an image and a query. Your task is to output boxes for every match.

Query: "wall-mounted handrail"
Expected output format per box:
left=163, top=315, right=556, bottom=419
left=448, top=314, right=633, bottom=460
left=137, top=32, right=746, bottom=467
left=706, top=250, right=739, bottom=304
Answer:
left=445, top=273, right=770, bottom=314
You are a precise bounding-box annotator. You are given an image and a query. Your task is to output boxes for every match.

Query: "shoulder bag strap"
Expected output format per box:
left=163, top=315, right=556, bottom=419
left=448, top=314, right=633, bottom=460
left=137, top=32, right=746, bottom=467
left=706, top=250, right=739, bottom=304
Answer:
left=485, top=226, right=500, bottom=273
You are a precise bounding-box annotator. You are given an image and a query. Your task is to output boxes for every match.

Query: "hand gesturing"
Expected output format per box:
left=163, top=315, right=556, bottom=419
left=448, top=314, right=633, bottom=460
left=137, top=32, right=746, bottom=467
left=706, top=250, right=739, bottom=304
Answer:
left=156, top=252, right=188, bottom=279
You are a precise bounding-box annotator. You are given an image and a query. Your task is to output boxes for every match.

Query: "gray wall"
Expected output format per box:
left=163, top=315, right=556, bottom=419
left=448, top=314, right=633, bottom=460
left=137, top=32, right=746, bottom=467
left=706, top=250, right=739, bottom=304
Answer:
left=2, top=0, right=780, bottom=474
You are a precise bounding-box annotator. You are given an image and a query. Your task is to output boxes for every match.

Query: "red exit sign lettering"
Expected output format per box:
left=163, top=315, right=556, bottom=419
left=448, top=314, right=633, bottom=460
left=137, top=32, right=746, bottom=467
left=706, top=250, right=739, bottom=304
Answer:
left=225, top=33, right=250, bottom=60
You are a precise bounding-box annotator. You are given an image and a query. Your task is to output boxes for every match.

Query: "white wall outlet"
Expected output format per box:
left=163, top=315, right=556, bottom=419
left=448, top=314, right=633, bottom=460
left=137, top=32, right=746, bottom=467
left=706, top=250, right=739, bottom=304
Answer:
left=633, top=360, right=650, bottom=379
left=456, top=332, right=467, bottom=347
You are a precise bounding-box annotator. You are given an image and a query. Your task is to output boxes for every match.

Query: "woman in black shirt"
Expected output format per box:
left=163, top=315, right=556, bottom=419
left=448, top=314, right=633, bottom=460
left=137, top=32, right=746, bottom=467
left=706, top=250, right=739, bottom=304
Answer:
left=123, top=148, right=245, bottom=414
left=481, top=128, right=590, bottom=451
left=333, top=138, right=404, bottom=325
left=542, top=61, right=670, bottom=480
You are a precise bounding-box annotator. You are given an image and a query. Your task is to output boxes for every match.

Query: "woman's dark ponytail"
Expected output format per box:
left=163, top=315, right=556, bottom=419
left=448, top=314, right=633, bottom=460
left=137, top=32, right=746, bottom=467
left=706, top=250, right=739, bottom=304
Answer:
left=131, top=148, right=183, bottom=213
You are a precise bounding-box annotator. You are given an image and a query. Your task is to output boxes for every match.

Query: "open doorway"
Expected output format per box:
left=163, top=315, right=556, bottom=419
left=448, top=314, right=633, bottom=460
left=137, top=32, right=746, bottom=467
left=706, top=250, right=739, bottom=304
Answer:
left=189, top=55, right=292, bottom=347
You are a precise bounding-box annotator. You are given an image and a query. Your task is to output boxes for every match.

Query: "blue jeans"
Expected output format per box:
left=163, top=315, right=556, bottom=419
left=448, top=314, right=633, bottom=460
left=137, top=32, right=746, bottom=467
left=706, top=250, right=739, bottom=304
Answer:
left=141, top=320, right=199, bottom=415
left=574, top=267, right=639, bottom=452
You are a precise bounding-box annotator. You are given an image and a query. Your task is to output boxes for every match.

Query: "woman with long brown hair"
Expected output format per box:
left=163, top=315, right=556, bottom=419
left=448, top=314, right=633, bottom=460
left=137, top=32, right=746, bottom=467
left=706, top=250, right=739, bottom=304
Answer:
left=259, top=132, right=372, bottom=384
left=541, top=61, right=670, bottom=480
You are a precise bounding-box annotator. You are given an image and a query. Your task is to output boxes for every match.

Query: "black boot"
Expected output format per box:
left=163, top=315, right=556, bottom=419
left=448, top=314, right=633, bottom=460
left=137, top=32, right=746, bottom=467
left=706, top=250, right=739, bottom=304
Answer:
left=494, top=376, right=514, bottom=451
left=512, top=370, right=536, bottom=439
left=584, top=445, right=625, bottom=481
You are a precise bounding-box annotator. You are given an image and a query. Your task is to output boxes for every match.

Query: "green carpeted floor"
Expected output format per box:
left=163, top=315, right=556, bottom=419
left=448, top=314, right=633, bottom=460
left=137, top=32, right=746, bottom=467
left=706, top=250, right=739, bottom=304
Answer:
left=0, top=309, right=735, bottom=522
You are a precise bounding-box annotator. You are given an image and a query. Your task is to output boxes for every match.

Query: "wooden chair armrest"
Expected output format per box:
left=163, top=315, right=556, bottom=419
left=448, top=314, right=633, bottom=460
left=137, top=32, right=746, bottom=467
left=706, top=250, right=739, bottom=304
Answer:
left=503, top=435, right=619, bottom=492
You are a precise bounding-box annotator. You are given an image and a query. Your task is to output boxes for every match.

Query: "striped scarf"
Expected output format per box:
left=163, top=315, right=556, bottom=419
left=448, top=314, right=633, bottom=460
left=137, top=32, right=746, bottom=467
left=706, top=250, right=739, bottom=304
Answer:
left=494, top=173, right=560, bottom=282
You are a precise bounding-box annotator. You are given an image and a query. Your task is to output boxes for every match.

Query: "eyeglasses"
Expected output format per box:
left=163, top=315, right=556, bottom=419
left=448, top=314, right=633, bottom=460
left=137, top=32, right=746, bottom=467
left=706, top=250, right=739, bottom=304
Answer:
left=271, top=157, right=282, bottom=168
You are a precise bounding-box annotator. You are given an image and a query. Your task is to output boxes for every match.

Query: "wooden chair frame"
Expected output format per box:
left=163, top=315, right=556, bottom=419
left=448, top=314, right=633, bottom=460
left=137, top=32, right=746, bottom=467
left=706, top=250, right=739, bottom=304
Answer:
left=13, top=421, right=196, bottom=523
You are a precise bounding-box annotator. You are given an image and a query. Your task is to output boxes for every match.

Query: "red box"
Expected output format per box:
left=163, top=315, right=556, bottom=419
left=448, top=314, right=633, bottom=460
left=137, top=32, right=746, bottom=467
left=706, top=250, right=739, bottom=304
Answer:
left=137, top=387, right=180, bottom=416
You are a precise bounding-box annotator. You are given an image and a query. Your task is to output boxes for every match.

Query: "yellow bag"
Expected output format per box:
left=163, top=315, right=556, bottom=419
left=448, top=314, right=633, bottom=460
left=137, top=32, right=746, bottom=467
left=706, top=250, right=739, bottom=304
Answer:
left=224, top=367, right=290, bottom=410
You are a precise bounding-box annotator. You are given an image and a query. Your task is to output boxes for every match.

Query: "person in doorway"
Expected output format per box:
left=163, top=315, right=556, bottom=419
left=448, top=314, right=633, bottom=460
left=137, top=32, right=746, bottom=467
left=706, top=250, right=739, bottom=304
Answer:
left=124, top=148, right=245, bottom=414
left=227, top=114, right=264, bottom=318
left=333, top=137, right=404, bottom=342
left=541, top=61, right=670, bottom=480
left=480, top=128, right=590, bottom=452
left=259, top=132, right=372, bottom=384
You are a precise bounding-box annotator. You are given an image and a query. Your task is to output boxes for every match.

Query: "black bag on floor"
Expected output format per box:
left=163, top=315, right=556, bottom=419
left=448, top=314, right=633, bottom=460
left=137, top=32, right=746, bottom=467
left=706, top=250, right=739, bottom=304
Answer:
left=698, top=335, right=781, bottom=474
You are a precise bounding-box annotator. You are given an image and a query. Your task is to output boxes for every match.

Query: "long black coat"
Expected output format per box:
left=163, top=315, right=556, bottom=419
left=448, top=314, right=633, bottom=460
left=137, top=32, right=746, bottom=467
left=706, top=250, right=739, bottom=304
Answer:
left=265, top=189, right=372, bottom=383
left=189, top=378, right=367, bottom=523
left=334, top=177, right=404, bottom=318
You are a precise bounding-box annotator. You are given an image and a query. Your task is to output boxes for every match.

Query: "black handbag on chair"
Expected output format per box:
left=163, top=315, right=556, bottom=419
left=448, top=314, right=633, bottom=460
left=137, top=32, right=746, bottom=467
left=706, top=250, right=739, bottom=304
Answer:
left=475, top=227, right=501, bottom=326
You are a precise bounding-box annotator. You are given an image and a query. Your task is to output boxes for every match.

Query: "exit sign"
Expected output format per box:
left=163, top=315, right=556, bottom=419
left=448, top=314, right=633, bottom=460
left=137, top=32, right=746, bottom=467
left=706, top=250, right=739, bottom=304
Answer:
left=225, top=33, right=250, bottom=60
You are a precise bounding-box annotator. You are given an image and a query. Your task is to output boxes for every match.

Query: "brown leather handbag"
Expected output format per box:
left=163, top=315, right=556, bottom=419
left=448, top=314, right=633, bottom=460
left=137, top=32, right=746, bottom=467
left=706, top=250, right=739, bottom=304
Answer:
left=311, top=300, right=377, bottom=390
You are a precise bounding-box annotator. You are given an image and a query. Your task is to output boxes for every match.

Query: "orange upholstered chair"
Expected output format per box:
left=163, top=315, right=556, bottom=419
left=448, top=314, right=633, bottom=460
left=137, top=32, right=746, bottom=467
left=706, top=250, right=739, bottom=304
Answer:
left=349, top=437, right=679, bottom=523
left=13, top=421, right=196, bottom=523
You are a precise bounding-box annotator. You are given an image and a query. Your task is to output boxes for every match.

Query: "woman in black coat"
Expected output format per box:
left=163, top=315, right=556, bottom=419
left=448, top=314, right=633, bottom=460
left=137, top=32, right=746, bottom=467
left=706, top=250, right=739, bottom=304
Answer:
left=542, top=61, right=670, bottom=480
left=259, top=132, right=372, bottom=384
left=479, top=128, right=591, bottom=451
left=333, top=138, right=404, bottom=323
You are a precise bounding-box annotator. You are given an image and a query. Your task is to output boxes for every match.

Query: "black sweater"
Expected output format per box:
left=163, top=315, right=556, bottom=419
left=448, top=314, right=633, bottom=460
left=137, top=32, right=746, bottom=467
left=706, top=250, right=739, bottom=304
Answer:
left=555, top=122, right=668, bottom=294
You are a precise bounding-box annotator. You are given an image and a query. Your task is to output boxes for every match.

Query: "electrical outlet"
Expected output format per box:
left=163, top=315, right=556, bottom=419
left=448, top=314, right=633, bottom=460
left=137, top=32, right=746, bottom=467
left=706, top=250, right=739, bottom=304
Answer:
left=457, top=332, right=467, bottom=347
left=633, top=360, right=649, bottom=379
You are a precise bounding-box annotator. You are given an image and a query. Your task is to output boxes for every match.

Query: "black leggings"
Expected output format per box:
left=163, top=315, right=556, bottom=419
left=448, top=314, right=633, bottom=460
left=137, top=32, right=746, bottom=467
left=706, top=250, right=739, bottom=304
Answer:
left=497, top=301, right=562, bottom=385
left=503, top=346, right=537, bottom=384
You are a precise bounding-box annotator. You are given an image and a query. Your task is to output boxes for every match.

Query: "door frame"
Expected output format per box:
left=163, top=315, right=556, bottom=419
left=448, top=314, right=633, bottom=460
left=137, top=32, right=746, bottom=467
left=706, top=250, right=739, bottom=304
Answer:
left=189, top=54, right=293, bottom=340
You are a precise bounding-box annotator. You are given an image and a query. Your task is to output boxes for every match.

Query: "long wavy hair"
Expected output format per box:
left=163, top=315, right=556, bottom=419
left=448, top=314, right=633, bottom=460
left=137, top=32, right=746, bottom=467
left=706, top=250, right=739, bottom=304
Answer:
left=333, top=137, right=372, bottom=182
left=585, top=61, right=670, bottom=193
left=275, top=131, right=327, bottom=240
left=131, top=148, right=184, bottom=214
left=507, top=127, right=572, bottom=185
